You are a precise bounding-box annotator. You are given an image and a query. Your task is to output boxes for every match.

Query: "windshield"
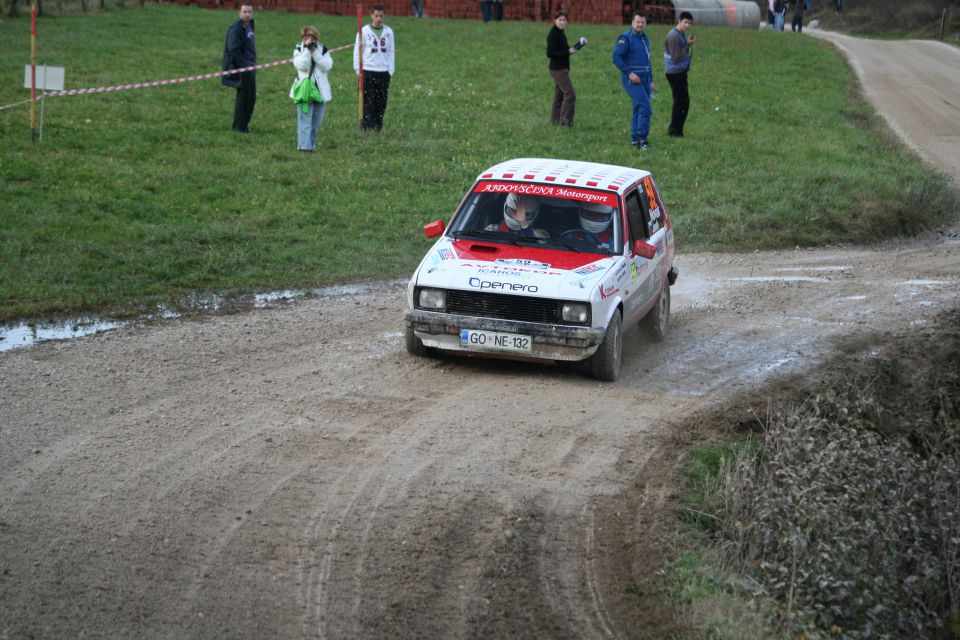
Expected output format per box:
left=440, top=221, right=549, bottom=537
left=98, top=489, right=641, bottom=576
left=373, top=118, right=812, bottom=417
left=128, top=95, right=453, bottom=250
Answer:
left=447, top=181, right=623, bottom=255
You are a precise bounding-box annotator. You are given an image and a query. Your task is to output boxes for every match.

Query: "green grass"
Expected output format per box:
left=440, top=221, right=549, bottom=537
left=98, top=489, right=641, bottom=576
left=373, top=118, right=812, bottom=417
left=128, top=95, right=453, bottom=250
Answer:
left=1, top=5, right=957, bottom=321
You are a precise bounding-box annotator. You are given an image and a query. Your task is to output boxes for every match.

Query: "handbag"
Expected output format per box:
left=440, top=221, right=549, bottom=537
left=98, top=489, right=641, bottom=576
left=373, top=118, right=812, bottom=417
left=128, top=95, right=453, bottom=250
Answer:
left=292, top=57, right=324, bottom=113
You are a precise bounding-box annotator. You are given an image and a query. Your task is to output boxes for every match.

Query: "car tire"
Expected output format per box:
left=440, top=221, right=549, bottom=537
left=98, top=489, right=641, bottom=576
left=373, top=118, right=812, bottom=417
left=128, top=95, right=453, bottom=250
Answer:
left=642, top=281, right=670, bottom=342
left=584, top=311, right=622, bottom=382
left=405, top=325, right=433, bottom=357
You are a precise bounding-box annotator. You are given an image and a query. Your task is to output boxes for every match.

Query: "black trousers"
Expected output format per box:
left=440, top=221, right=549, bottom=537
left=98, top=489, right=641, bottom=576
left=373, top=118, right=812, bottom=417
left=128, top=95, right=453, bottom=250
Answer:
left=232, top=71, right=256, bottom=133
left=666, top=70, right=690, bottom=137
left=362, top=70, right=391, bottom=132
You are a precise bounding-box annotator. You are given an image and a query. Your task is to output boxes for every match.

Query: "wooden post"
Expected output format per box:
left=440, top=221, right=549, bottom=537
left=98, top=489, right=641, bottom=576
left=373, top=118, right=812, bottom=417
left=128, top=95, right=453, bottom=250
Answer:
left=357, top=3, right=364, bottom=133
left=31, top=3, right=37, bottom=144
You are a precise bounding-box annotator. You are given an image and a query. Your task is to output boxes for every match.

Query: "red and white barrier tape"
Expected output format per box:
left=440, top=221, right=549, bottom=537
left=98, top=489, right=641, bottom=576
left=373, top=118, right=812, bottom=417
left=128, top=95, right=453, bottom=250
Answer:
left=0, top=42, right=352, bottom=112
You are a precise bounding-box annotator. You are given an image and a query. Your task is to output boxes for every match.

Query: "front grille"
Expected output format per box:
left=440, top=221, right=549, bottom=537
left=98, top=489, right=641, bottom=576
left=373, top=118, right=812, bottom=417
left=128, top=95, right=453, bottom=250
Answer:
left=445, top=290, right=560, bottom=324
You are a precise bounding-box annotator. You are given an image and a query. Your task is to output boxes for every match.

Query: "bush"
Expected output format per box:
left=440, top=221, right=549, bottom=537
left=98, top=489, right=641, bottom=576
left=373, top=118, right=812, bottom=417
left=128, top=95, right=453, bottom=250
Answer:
left=698, top=312, right=960, bottom=638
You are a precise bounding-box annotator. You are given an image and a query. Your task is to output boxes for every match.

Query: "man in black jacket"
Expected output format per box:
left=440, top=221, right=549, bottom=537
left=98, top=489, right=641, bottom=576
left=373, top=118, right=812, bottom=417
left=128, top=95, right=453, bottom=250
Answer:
left=222, top=4, right=257, bottom=133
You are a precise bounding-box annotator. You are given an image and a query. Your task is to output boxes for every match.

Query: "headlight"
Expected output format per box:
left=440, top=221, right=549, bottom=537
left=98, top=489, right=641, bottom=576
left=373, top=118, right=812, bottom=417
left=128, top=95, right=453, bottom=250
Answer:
left=418, top=288, right=446, bottom=310
left=561, top=302, right=589, bottom=324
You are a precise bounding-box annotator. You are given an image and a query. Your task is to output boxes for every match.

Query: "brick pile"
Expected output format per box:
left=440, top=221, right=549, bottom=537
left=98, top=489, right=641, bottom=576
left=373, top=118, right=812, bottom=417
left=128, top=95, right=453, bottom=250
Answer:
left=172, top=0, right=656, bottom=24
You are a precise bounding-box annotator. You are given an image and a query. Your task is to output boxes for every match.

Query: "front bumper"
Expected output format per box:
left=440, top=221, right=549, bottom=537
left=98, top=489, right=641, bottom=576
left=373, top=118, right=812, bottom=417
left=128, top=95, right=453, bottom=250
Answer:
left=405, top=310, right=606, bottom=361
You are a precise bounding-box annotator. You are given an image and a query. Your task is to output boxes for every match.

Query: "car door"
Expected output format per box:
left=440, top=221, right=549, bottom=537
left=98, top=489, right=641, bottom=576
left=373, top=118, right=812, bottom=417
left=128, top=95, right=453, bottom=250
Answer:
left=622, top=180, right=666, bottom=325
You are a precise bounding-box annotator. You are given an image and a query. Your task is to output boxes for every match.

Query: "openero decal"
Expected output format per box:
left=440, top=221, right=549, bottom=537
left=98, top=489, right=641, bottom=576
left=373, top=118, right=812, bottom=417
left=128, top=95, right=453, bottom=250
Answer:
left=468, top=278, right=539, bottom=293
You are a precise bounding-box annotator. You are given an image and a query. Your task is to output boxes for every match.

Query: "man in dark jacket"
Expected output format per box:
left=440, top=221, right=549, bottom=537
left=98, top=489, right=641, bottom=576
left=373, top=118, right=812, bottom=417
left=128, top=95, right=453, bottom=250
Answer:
left=222, top=4, right=256, bottom=133
left=663, top=11, right=695, bottom=137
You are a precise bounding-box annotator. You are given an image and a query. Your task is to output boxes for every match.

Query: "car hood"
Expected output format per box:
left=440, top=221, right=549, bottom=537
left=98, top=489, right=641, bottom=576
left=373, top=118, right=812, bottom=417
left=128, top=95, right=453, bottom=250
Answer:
left=413, top=239, right=618, bottom=299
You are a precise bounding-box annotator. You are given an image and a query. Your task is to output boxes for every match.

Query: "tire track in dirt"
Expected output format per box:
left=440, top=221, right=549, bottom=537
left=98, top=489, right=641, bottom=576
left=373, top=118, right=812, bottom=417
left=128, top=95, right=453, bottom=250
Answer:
left=2, top=244, right=959, bottom=638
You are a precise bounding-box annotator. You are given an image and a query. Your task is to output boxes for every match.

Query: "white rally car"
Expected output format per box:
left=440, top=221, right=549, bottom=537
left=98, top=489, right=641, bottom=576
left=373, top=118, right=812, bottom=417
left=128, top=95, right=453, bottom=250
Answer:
left=404, top=158, right=677, bottom=381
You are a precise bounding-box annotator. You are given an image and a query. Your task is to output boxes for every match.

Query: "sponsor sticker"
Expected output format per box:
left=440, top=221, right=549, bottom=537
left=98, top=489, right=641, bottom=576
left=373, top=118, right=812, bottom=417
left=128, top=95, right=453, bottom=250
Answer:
left=438, top=247, right=455, bottom=261
left=461, top=261, right=563, bottom=277
left=468, top=277, right=539, bottom=293
left=599, top=284, right=619, bottom=300
left=474, top=181, right=617, bottom=208
left=495, top=258, right=551, bottom=269
left=631, top=263, right=638, bottom=283
left=574, top=263, right=604, bottom=275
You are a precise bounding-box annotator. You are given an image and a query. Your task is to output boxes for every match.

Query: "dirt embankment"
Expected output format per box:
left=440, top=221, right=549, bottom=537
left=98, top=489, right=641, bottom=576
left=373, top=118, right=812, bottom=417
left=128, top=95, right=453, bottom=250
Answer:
left=2, top=35, right=960, bottom=640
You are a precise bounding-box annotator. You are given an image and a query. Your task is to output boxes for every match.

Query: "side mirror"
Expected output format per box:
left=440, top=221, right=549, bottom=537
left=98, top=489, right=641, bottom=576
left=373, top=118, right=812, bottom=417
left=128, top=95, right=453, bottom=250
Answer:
left=632, top=239, right=657, bottom=260
left=423, top=219, right=446, bottom=238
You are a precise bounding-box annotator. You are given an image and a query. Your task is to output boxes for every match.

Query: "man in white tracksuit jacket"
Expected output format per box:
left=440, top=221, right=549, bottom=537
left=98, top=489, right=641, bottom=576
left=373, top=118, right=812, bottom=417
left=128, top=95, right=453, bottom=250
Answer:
left=353, top=5, right=395, bottom=132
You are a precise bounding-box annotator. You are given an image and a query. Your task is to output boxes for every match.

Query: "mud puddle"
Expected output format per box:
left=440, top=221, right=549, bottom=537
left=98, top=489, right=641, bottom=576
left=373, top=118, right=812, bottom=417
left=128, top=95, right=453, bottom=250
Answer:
left=0, top=280, right=406, bottom=352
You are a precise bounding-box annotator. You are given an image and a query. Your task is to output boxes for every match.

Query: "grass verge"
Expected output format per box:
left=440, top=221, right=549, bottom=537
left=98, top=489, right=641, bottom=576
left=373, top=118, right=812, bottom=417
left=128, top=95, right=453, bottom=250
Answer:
left=1, top=4, right=958, bottom=321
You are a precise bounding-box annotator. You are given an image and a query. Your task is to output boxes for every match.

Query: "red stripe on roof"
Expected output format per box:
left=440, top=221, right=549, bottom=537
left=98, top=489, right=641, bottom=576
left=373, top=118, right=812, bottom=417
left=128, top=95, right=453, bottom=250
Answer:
left=502, top=173, right=514, bottom=179
left=545, top=176, right=556, bottom=182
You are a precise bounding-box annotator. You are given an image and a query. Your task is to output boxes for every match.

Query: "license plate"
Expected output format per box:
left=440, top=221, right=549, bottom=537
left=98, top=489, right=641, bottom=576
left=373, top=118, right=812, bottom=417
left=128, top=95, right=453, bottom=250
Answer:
left=459, top=329, right=532, bottom=353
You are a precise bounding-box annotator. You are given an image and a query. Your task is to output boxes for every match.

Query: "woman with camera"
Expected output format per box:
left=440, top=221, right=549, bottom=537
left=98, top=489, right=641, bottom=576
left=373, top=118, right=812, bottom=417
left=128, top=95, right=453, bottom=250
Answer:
left=289, top=26, right=333, bottom=152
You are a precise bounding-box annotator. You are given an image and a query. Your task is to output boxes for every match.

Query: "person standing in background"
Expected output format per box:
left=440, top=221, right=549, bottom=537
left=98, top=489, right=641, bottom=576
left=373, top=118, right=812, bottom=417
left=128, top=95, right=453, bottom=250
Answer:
left=664, top=11, right=695, bottom=138
left=480, top=0, right=492, bottom=22
left=222, top=4, right=256, bottom=133
left=290, top=26, right=333, bottom=152
left=613, top=11, right=655, bottom=150
left=353, top=5, right=395, bottom=131
left=773, top=0, right=786, bottom=31
left=546, top=11, right=587, bottom=127
left=412, top=0, right=424, bottom=18
left=792, top=1, right=805, bottom=32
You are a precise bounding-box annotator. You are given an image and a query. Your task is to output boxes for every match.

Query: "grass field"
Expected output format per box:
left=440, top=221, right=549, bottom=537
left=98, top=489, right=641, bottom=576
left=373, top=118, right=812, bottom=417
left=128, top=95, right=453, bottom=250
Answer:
left=1, top=4, right=957, bottom=321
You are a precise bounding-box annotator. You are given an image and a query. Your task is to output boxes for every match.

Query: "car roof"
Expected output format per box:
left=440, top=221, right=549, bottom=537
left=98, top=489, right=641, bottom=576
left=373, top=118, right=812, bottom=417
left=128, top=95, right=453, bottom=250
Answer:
left=477, top=158, right=651, bottom=196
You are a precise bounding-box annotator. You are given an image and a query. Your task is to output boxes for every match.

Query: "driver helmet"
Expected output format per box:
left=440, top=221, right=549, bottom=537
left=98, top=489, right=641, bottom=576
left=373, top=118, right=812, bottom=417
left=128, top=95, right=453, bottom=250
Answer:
left=503, top=193, right=540, bottom=231
left=579, top=202, right=615, bottom=234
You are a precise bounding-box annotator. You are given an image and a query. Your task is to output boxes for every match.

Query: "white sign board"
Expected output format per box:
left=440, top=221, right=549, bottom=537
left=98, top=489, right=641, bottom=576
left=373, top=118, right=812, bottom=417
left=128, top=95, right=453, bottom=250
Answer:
left=24, top=64, right=65, bottom=91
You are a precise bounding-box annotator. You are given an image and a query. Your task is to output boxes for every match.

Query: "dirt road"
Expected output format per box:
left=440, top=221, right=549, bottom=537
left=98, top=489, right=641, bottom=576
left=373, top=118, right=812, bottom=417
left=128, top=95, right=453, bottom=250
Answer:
left=2, top=38, right=960, bottom=640
left=807, top=29, right=960, bottom=185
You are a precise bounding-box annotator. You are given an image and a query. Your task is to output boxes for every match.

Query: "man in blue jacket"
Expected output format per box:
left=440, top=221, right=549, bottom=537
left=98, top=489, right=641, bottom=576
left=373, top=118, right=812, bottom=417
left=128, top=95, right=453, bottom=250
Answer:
left=613, top=11, right=655, bottom=150
left=222, top=4, right=257, bottom=133
left=664, top=11, right=696, bottom=137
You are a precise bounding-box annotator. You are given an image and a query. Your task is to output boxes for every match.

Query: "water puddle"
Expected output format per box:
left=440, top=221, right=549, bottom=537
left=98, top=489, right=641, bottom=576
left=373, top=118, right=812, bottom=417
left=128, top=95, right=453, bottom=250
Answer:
left=729, top=276, right=828, bottom=283
left=0, top=281, right=405, bottom=353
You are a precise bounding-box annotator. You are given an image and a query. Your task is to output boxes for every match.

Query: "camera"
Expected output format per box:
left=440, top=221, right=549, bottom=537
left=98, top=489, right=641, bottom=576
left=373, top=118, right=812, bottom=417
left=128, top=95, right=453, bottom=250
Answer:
left=306, top=41, right=317, bottom=51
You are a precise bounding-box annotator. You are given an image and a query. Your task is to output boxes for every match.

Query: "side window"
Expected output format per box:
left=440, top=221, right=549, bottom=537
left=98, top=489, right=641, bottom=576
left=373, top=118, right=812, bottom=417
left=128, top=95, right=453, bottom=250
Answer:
left=642, top=177, right=663, bottom=237
left=624, top=190, right=646, bottom=243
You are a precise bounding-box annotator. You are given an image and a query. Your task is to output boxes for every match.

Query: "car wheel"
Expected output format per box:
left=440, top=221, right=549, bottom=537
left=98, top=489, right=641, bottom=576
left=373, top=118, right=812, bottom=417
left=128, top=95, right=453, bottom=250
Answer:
left=405, top=325, right=432, bottom=357
left=642, top=282, right=670, bottom=342
left=585, top=311, right=622, bottom=382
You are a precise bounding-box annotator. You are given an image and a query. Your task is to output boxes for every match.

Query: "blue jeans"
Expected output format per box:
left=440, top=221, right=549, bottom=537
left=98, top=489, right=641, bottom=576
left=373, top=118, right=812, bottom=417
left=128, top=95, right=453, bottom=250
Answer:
left=411, top=0, right=423, bottom=16
left=297, top=101, right=327, bottom=150
left=774, top=12, right=785, bottom=30
left=622, top=76, right=651, bottom=144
